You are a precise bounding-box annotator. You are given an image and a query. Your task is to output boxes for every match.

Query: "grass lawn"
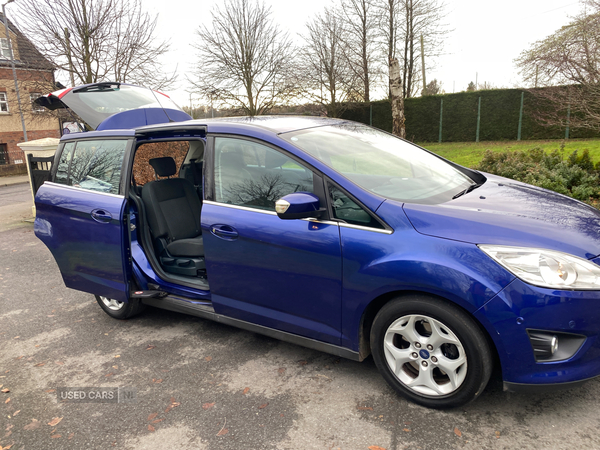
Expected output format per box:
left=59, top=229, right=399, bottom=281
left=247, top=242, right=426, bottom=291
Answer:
left=417, top=139, right=600, bottom=168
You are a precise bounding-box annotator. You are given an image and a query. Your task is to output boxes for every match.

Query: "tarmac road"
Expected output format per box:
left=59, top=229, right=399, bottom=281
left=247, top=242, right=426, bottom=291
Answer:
left=2, top=218, right=600, bottom=449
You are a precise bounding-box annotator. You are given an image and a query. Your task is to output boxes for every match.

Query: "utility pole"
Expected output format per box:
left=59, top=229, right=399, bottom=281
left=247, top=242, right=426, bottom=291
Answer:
left=2, top=0, right=27, bottom=142
left=420, top=35, right=426, bottom=95
left=64, top=28, right=75, bottom=87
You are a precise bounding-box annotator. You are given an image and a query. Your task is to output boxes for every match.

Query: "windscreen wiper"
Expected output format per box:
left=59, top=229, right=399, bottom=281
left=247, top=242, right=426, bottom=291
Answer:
left=452, top=182, right=483, bottom=200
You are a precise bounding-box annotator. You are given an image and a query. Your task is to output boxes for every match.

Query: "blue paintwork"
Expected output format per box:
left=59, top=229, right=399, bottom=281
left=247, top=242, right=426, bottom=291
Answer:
left=201, top=202, right=343, bottom=345
left=33, top=111, right=600, bottom=391
left=475, top=278, right=600, bottom=384
left=403, top=173, right=600, bottom=259
left=34, top=183, right=130, bottom=301
left=277, top=192, right=321, bottom=218
left=60, top=129, right=136, bottom=142
left=97, top=108, right=191, bottom=131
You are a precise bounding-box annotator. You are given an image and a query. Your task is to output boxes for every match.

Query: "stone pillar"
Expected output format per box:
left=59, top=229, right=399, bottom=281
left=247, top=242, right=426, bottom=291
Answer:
left=17, top=137, right=60, bottom=216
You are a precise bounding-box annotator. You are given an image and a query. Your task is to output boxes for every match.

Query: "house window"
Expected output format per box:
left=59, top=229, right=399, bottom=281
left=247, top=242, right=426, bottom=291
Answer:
left=30, top=93, right=43, bottom=112
left=0, top=38, right=11, bottom=59
left=0, top=92, right=9, bottom=113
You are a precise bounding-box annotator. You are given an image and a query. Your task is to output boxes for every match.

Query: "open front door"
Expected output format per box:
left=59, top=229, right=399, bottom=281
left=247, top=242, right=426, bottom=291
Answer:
left=34, top=138, right=133, bottom=302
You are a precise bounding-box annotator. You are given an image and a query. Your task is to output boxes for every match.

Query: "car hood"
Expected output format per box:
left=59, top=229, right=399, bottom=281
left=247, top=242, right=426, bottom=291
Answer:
left=402, top=174, right=600, bottom=259
left=35, top=82, right=191, bottom=131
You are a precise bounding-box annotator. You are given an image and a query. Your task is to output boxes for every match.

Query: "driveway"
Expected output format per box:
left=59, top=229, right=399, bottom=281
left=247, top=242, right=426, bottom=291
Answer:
left=1, top=203, right=600, bottom=449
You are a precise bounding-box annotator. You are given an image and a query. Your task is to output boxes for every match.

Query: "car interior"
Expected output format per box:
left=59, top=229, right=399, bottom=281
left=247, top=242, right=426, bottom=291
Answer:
left=129, top=139, right=209, bottom=288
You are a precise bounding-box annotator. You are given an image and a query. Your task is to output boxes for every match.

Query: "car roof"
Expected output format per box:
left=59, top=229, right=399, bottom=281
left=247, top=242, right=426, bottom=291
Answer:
left=135, top=115, right=347, bottom=135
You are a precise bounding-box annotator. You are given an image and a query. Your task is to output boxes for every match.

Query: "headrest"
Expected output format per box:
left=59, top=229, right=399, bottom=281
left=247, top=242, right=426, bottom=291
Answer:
left=265, top=150, right=289, bottom=169
left=219, top=151, right=246, bottom=169
left=149, top=157, right=176, bottom=177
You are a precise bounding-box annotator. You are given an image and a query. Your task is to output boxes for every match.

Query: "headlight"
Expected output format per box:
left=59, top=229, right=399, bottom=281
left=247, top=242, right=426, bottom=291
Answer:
left=478, top=245, right=600, bottom=290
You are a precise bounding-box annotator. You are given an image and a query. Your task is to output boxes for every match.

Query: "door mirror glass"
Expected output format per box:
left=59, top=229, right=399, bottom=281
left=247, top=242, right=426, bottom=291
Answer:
left=275, top=192, right=323, bottom=220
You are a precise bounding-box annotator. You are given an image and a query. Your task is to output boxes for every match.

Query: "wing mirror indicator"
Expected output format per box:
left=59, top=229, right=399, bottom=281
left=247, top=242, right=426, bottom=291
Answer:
left=275, top=192, right=325, bottom=220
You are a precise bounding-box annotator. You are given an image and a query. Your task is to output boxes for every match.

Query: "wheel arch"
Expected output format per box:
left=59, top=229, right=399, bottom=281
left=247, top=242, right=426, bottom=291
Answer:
left=357, top=290, right=502, bottom=375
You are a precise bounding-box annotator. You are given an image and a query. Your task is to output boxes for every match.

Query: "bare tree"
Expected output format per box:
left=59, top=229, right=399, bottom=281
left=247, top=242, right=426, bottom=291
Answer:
left=190, top=0, right=296, bottom=116
left=422, top=78, right=443, bottom=95
left=14, top=0, right=175, bottom=89
left=338, top=0, right=379, bottom=102
left=378, top=0, right=448, bottom=98
left=299, top=8, right=360, bottom=117
left=515, top=4, right=600, bottom=130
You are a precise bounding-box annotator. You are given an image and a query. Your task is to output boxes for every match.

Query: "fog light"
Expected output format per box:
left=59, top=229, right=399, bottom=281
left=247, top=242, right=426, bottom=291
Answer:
left=528, top=331, right=558, bottom=359
left=527, top=329, right=586, bottom=362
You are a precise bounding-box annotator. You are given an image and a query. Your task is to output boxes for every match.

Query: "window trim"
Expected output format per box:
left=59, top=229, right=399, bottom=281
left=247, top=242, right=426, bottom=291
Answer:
left=51, top=137, right=133, bottom=196
left=0, top=38, right=10, bottom=59
left=0, top=92, right=9, bottom=113
left=207, top=134, right=330, bottom=219
left=30, top=92, right=44, bottom=113
left=325, top=178, right=393, bottom=234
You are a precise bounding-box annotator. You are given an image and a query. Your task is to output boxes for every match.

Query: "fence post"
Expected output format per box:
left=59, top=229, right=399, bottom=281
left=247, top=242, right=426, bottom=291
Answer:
left=476, top=96, right=481, bottom=142
left=565, top=103, right=571, bottom=140
left=438, top=99, right=443, bottom=143
left=517, top=91, right=524, bottom=141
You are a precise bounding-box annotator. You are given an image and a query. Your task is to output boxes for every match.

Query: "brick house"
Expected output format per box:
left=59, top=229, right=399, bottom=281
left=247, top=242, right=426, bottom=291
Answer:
left=0, top=12, right=60, bottom=169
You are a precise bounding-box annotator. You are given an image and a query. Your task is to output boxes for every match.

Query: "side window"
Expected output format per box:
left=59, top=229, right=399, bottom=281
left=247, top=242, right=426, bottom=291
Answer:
left=214, top=137, right=314, bottom=211
left=329, top=184, right=384, bottom=229
left=55, top=142, right=75, bottom=185
left=133, top=141, right=189, bottom=187
left=54, top=140, right=127, bottom=195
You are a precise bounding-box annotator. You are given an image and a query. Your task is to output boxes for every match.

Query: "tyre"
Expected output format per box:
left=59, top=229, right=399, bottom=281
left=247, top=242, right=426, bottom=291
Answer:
left=95, top=295, right=145, bottom=320
left=370, top=295, right=492, bottom=409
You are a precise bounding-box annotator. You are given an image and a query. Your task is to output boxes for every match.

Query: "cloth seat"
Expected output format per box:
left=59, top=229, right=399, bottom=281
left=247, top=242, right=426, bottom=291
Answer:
left=141, top=157, right=204, bottom=258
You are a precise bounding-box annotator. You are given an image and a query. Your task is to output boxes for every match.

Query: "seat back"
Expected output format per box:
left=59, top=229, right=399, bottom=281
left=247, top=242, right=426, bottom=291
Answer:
left=142, top=157, right=202, bottom=242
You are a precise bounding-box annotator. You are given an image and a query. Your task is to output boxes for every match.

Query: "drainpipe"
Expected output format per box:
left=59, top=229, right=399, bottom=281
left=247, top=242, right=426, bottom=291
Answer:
left=2, top=0, right=27, bottom=142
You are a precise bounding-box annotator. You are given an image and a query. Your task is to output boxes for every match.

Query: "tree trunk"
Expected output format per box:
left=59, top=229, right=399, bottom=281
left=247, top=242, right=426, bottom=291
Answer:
left=390, top=58, right=406, bottom=138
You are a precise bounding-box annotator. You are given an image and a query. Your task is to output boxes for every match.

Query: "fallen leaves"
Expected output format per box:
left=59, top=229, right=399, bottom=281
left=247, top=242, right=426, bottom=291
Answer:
left=164, top=397, right=180, bottom=413
left=4, top=398, right=9, bottom=404
left=12, top=410, right=20, bottom=416
left=357, top=406, right=373, bottom=411
left=152, top=379, right=163, bottom=384
left=454, top=427, right=462, bottom=437
left=148, top=425, right=155, bottom=432
left=51, top=434, right=61, bottom=439
left=242, top=387, right=250, bottom=395
left=403, top=428, right=411, bottom=432
left=147, top=413, right=158, bottom=421
left=216, top=418, right=228, bottom=436
left=1, top=388, right=9, bottom=393
left=1, top=444, right=14, bottom=450
left=33, top=363, right=45, bottom=367
left=278, top=367, right=286, bottom=375
left=146, top=345, right=155, bottom=350
left=258, top=403, right=268, bottom=409
left=204, top=356, right=212, bottom=362
left=298, top=360, right=308, bottom=366
left=23, top=420, right=40, bottom=431
left=368, top=446, right=386, bottom=450
left=47, top=417, right=63, bottom=427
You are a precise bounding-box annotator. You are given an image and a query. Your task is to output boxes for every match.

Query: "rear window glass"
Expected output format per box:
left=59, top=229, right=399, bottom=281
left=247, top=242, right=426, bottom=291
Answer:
left=133, top=141, right=189, bottom=186
left=55, top=140, right=127, bottom=195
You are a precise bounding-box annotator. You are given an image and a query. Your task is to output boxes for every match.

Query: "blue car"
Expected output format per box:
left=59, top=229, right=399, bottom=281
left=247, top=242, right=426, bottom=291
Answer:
left=34, top=83, right=600, bottom=409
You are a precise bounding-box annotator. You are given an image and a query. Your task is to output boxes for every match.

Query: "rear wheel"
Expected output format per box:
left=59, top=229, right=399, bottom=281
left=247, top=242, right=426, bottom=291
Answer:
left=370, top=295, right=492, bottom=409
left=95, top=295, right=145, bottom=319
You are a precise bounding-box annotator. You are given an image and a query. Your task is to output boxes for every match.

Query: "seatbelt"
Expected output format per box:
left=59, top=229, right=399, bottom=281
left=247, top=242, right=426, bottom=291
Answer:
left=189, top=159, right=203, bottom=197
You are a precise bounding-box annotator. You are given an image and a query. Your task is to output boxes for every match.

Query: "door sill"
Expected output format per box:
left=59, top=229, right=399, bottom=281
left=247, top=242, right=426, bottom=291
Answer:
left=142, top=295, right=361, bottom=362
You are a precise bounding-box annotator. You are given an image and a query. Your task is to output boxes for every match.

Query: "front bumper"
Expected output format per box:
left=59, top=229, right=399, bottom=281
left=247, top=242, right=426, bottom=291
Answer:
left=475, top=277, right=600, bottom=387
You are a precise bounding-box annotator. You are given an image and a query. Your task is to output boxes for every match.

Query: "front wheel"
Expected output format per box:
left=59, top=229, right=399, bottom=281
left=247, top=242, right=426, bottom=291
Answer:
left=371, top=295, right=492, bottom=409
left=95, top=295, right=145, bottom=320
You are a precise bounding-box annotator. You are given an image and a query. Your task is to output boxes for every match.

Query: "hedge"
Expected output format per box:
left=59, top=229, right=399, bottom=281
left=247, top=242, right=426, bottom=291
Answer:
left=339, top=89, right=600, bottom=142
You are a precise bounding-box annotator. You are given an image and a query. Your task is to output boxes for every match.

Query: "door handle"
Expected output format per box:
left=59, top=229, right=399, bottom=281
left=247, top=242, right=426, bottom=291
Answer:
left=210, top=224, right=239, bottom=240
left=91, top=209, right=113, bottom=223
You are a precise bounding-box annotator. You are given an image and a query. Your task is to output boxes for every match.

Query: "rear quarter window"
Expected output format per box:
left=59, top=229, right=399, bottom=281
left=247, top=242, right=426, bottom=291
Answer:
left=54, top=139, right=128, bottom=195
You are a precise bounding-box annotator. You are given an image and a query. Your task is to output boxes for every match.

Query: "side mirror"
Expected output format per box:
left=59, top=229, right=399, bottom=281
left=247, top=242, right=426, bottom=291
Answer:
left=275, top=192, right=325, bottom=220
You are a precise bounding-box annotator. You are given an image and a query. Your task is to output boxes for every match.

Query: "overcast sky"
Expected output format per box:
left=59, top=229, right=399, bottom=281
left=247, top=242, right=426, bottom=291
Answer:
left=141, top=0, right=582, bottom=108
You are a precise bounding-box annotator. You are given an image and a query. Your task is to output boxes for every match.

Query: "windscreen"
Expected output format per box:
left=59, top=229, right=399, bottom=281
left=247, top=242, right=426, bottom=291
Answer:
left=282, top=123, right=475, bottom=204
